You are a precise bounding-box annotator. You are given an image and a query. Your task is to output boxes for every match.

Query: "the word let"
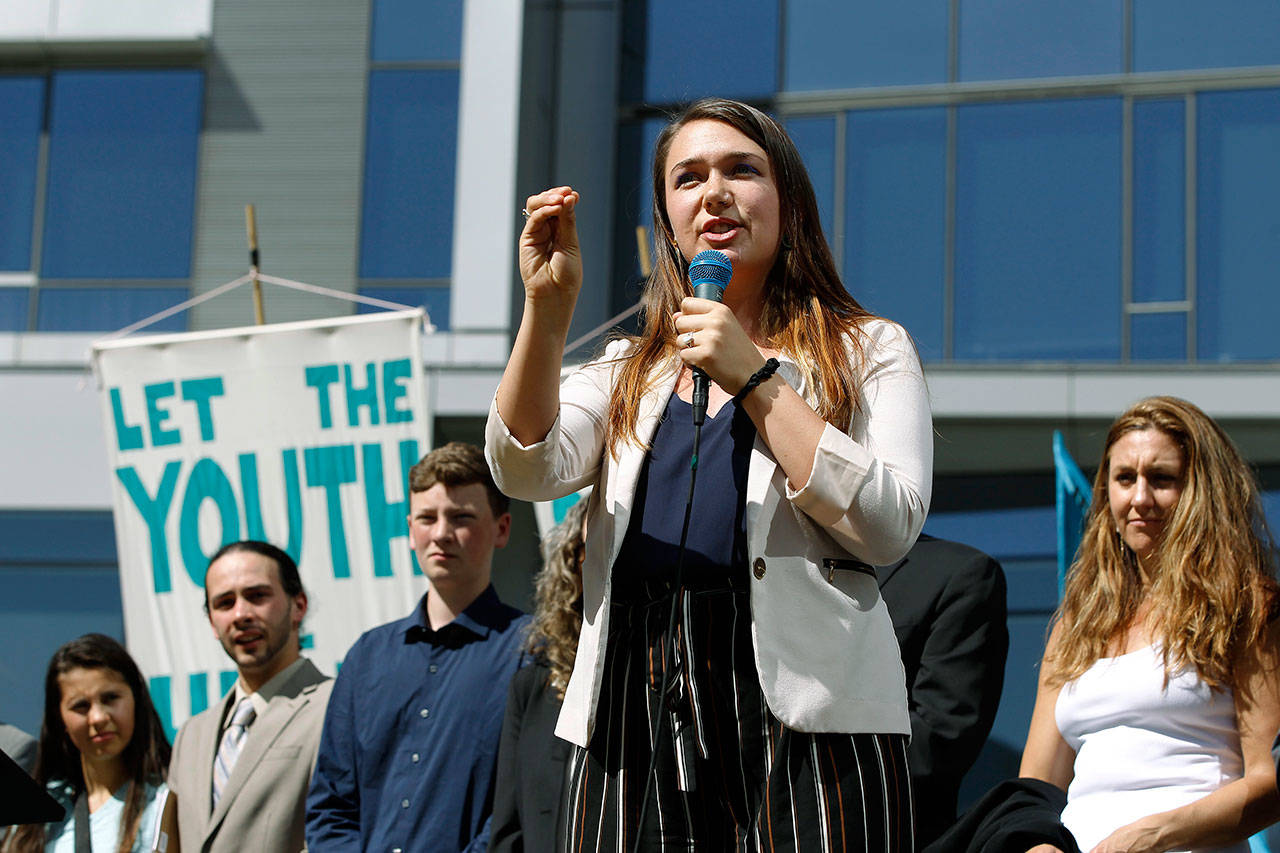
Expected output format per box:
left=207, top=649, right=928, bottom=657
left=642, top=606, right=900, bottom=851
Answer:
left=110, top=377, right=225, bottom=452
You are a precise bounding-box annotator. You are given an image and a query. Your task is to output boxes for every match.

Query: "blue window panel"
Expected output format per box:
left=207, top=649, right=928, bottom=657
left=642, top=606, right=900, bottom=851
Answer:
left=1264, top=490, right=1280, bottom=533
left=0, top=289, right=29, bottom=331
left=923, top=505, right=1057, bottom=561
left=360, top=70, right=460, bottom=280
left=0, top=565, right=124, bottom=734
left=1001, top=557, right=1062, bottom=614
left=36, top=286, right=189, bottom=332
left=1134, top=0, right=1280, bottom=72
left=41, top=70, right=203, bottom=279
left=845, top=108, right=947, bottom=361
left=958, top=0, right=1123, bottom=81
left=978, top=609, right=1052, bottom=765
left=1130, top=311, right=1186, bottom=361
left=784, top=116, right=837, bottom=249
left=1196, top=89, right=1280, bottom=362
left=0, top=77, right=44, bottom=272
left=1133, top=99, right=1185, bottom=303
left=370, top=0, right=462, bottom=62
left=622, top=0, right=777, bottom=104
left=0, top=510, right=118, bottom=562
left=358, top=285, right=451, bottom=331
left=785, top=1, right=947, bottom=91
left=955, top=99, right=1122, bottom=360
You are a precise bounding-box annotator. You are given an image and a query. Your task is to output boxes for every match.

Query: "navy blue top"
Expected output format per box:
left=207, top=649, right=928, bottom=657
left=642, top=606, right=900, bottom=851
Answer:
left=612, top=393, right=756, bottom=600
left=306, top=585, right=529, bottom=853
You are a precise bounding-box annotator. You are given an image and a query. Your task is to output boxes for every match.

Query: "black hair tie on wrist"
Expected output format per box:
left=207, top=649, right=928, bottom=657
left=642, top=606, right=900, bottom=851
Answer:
left=732, top=358, right=780, bottom=404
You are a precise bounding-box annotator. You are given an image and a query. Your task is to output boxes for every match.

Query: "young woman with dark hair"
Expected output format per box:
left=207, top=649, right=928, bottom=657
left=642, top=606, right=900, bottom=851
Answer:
left=5, top=634, right=170, bottom=853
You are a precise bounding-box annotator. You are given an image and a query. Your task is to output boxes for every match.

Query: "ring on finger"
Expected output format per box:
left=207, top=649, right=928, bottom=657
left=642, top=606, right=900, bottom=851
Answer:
left=680, top=332, right=695, bottom=349
left=521, top=208, right=530, bottom=219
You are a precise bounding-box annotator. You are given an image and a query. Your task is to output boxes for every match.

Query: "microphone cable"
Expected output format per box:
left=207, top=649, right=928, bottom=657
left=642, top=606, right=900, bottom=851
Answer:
left=632, top=413, right=703, bottom=853
left=631, top=250, right=730, bottom=850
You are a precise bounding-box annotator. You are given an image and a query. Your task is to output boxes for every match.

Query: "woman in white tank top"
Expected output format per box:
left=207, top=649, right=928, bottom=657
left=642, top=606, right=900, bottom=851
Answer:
left=1019, top=396, right=1280, bottom=853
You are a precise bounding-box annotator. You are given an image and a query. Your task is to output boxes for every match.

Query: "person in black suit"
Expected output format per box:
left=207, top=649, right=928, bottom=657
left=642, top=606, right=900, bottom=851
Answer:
left=490, top=499, right=587, bottom=853
left=877, top=533, right=1009, bottom=846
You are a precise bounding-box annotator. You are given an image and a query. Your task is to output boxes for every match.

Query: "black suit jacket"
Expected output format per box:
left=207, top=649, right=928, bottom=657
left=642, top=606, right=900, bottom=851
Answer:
left=878, top=534, right=1009, bottom=846
left=489, top=661, right=572, bottom=853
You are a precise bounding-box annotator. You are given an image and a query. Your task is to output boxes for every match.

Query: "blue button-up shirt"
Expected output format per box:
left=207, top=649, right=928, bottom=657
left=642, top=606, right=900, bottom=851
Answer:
left=306, top=586, right=528, bottom=853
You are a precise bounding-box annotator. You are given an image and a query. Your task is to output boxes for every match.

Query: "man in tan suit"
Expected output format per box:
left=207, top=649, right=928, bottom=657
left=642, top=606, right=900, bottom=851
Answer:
left=169, top=540, right=333, bottom=853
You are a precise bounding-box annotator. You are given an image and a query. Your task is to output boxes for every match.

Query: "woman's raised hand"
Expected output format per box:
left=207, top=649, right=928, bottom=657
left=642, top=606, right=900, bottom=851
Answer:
left=498, top=188, right=583, bottom=444
left=519, top=187, right=582, bottom=305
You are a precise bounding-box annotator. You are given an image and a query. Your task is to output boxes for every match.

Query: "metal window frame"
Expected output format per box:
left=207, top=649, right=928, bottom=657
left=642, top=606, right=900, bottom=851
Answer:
left=613, top=0, right=1280, bottom=366
left=771, top=66, right=1280, bottom=365
left=10, top=65, right=203, bottom=333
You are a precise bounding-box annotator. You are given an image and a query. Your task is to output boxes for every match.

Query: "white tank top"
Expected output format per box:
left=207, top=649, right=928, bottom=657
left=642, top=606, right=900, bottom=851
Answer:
left=1055, top=645, right=1246, bottom=853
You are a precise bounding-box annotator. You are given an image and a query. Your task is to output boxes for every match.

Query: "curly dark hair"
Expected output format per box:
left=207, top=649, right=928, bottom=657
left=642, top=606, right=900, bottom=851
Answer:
left=7, top=634, right=170, bottom=853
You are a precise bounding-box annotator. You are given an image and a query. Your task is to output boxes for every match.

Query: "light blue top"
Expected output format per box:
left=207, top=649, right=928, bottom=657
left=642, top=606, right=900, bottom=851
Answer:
left=45, top=779, right=168, bottom=853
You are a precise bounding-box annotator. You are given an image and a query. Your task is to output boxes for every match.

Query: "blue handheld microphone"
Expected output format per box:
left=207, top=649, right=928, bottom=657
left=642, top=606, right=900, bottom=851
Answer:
left=687, top=250, right=733, bottom=425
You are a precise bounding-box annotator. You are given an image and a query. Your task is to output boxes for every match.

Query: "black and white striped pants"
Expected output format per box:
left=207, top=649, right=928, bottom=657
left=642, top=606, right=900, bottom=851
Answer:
left=562, top=584, right=914, bottom=852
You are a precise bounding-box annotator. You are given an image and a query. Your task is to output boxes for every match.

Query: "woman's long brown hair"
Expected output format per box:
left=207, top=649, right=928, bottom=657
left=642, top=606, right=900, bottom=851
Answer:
left=1048, top=396, right=1278, bottom=690
left=7, top=634, right=171, bottom=853
left=605, top=99, right=877, bottom=455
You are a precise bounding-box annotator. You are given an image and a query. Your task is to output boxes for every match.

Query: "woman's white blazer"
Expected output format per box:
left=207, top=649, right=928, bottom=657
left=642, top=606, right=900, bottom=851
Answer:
left=486, top=317, right=933, bottom=748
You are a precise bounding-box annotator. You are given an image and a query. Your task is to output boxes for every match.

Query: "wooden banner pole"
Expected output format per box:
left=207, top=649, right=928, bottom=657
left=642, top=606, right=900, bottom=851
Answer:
left=245, top=204, right=265, bottom=325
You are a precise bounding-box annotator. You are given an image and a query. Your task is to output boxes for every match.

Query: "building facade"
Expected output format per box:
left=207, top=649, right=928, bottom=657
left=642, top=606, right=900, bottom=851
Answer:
left=3, top=0, right=1279, bottom=799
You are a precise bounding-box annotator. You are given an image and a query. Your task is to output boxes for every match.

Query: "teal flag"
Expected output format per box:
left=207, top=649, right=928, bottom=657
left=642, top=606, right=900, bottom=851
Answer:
left=551, top=492, right=583, bottom=525
left=1054, top=431, right=1092, bottom=596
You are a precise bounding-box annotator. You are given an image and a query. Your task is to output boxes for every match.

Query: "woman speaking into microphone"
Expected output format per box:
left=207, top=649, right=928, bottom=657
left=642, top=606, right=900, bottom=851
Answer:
left=486, top=98, right=932, bottom=851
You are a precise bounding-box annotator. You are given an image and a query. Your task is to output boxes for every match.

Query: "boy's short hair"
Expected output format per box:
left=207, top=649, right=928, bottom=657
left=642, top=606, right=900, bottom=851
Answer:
left=409, top=441, right=510, bottom=516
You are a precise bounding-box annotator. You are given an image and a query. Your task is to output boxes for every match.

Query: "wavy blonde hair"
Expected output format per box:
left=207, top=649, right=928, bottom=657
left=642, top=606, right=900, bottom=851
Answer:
left=605, top=98, right=877, bottom=456
left=525, top=499, right=587, bottom=700
left=1048, top=396, right=1278, bottom=690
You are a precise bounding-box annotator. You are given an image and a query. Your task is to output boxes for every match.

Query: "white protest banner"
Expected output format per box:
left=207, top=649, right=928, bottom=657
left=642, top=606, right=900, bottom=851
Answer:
left=92, top=310, right=432, bottom=737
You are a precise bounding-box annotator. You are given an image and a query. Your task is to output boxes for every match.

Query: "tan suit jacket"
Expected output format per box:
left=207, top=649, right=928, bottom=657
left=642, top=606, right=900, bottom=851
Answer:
left=169, top=658, right=333, bottom=853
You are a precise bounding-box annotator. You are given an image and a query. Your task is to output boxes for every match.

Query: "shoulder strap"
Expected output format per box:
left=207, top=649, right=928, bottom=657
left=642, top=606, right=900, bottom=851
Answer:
left=73, top=791, right=90, bottom=853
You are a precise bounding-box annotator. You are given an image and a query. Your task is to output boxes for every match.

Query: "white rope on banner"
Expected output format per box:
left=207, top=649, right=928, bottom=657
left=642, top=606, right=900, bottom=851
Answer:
left=95, top=267, right=638, bottom=366
left=98, top=271, right=435, bottom=344
left=96, top=274, right=254, bottom=344
left=254, top=273, right=437, bottom=333
left=84, top=271, right=433, bottom=390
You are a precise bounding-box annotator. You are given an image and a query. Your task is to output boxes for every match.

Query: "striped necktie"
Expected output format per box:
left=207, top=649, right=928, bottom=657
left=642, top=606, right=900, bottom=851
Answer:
left=212, top=697, right=256, bottom=808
